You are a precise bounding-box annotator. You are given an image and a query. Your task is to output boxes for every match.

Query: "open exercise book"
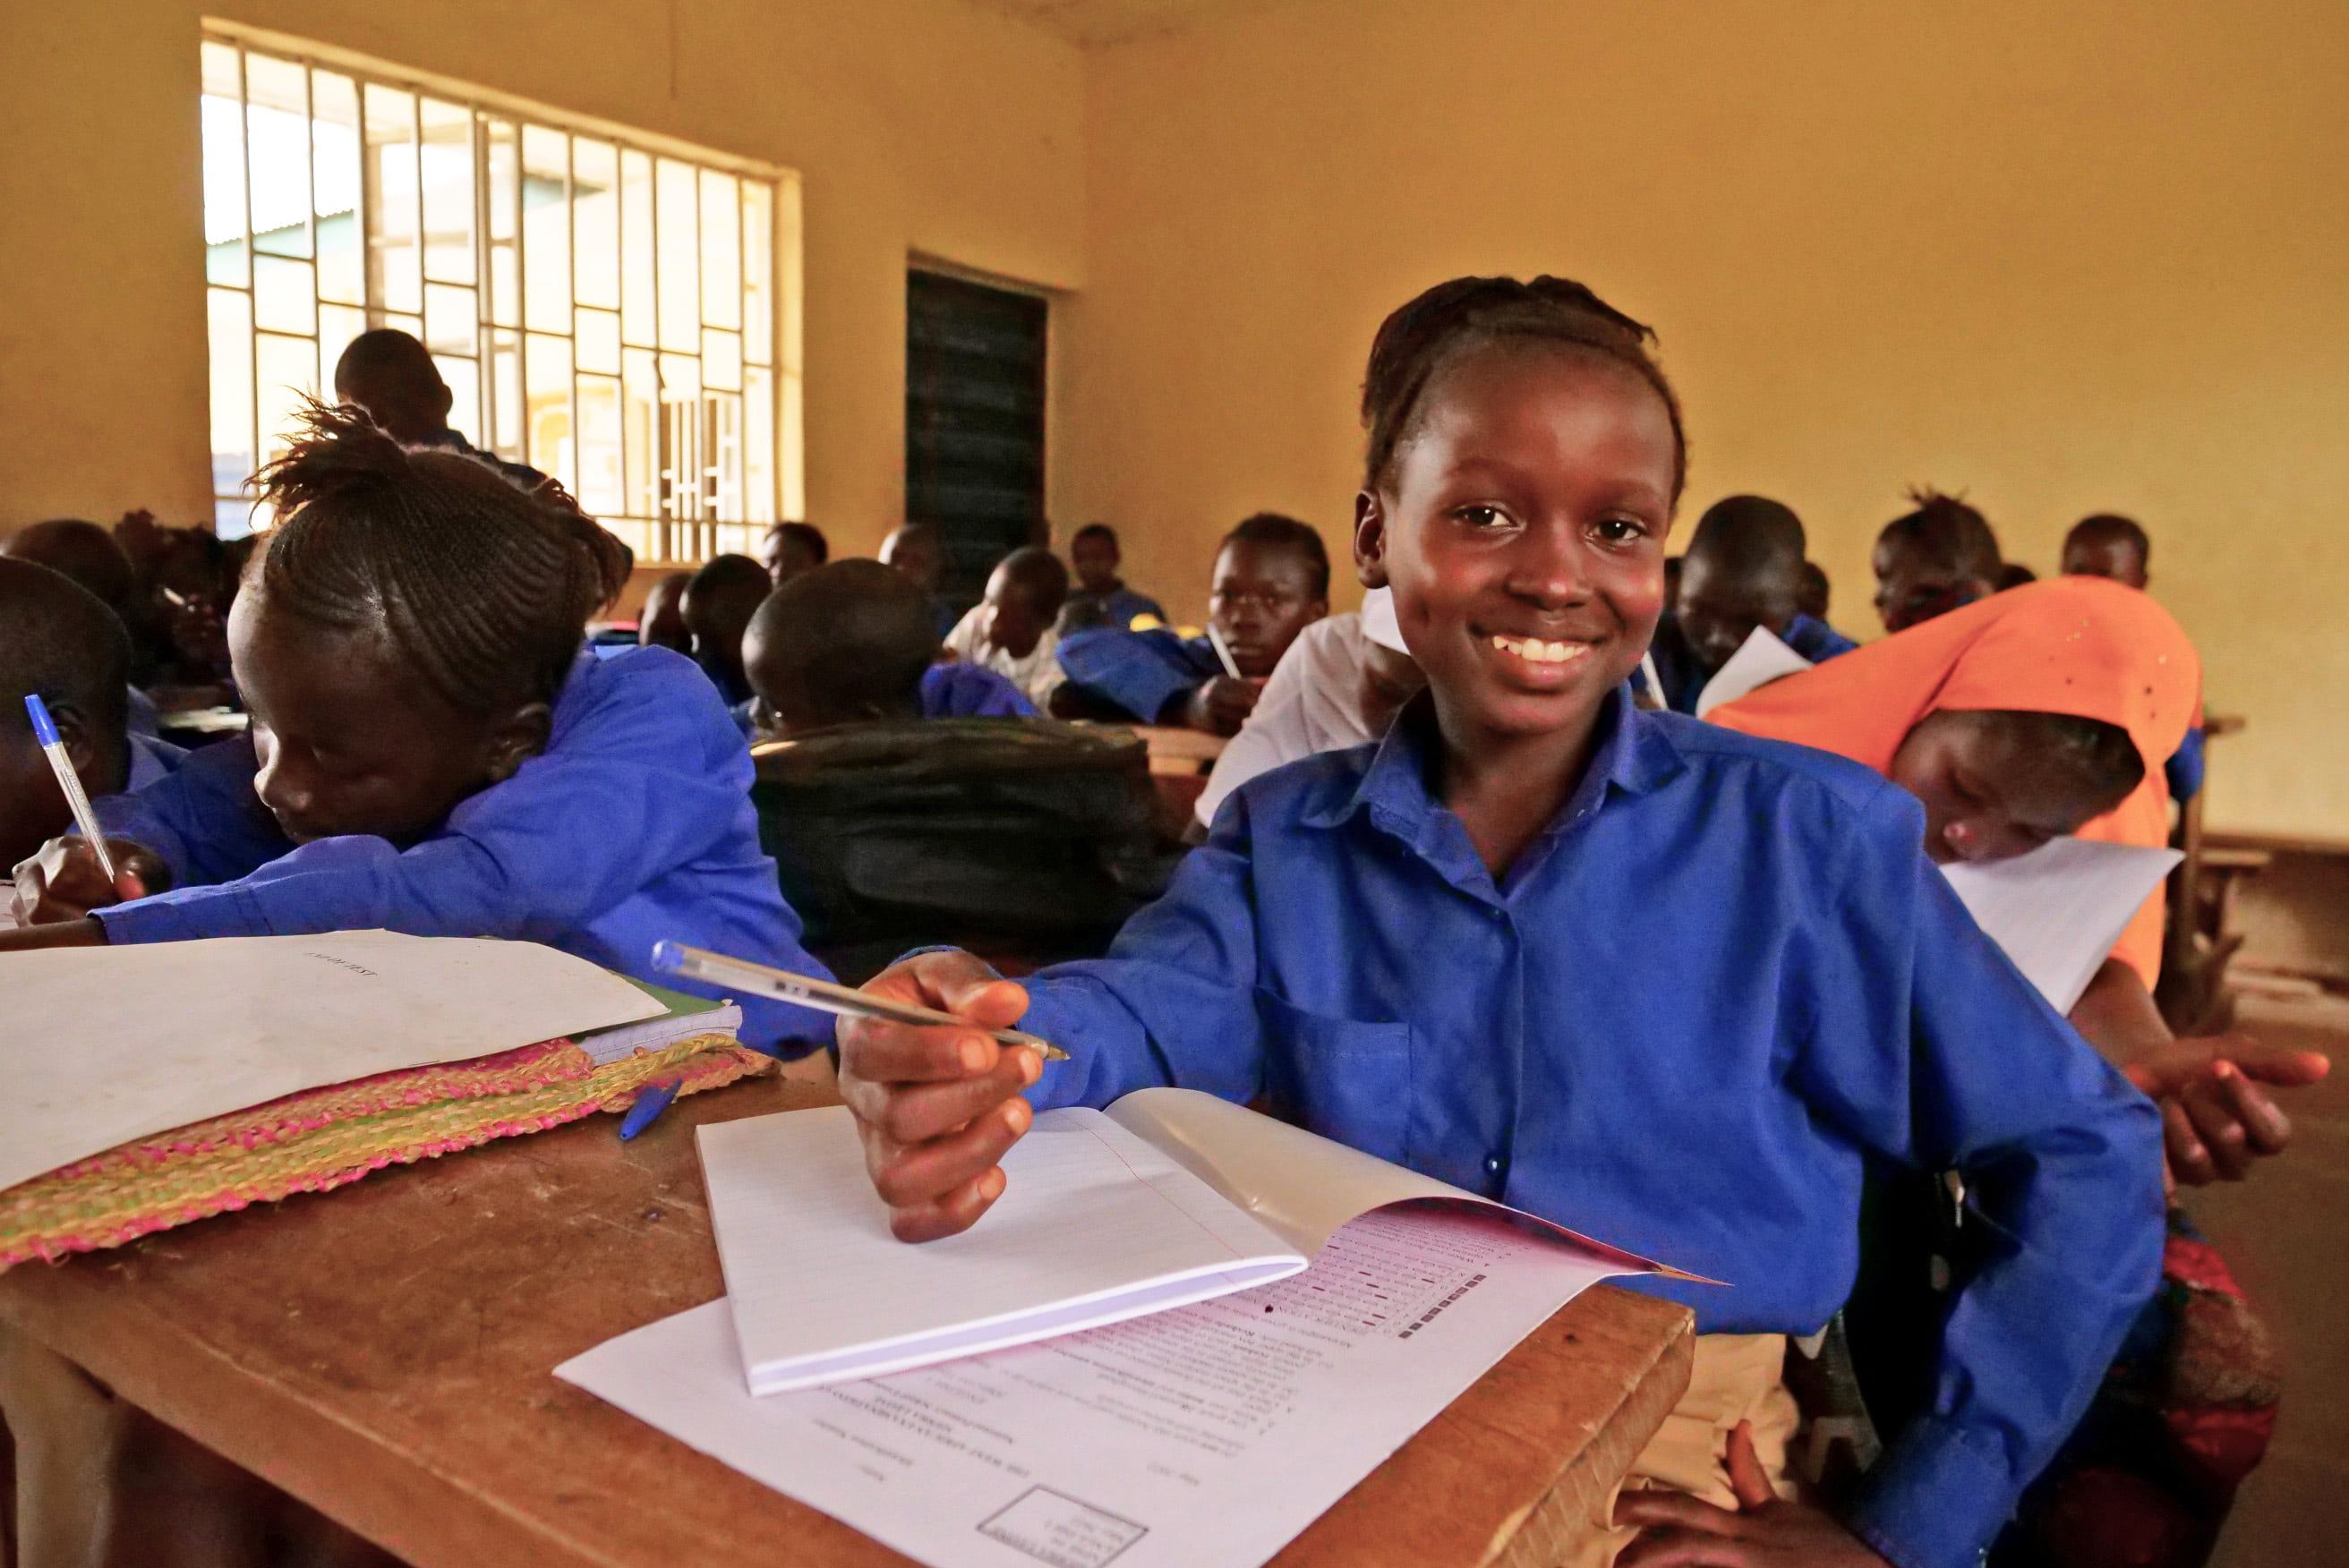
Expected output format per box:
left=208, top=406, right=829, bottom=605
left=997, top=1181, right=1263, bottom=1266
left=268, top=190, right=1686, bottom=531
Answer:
left=0, top=931, right=664, bottom=1196
left=698, top=1090, right=1687, bottom=1393
left=559, top=1091, right=1695, bottom=1568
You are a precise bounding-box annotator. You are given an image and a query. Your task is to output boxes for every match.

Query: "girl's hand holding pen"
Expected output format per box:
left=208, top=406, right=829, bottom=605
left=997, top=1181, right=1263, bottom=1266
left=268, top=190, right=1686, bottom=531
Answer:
left=835, top=950, right=1044, bottom=1244
left=11, top=835, right=165, bottom=925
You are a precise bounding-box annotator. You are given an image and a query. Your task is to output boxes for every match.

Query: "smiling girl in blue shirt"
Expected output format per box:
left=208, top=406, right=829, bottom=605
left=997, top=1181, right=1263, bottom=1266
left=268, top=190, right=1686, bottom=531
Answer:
left=830, top=277, right=2164, bottom=1568
left=1, top=404, right=833, bottom=1055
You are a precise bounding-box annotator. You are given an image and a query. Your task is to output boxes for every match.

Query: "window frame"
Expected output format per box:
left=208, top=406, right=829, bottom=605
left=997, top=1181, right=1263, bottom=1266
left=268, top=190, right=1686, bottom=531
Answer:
left=200, top=20, right=804, bottom=565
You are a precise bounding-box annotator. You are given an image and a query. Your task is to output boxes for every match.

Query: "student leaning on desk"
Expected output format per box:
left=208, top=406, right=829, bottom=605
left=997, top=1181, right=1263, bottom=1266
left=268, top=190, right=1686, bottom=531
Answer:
left=832, top=276, right=2165, bottom=1568
left=0, top=402, right=835, bottom=1059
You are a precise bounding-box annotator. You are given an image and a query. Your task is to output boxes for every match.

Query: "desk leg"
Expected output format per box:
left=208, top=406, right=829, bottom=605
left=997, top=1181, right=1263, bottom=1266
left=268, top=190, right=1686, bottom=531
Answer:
left=0, top=1325, right=128, bottom=1568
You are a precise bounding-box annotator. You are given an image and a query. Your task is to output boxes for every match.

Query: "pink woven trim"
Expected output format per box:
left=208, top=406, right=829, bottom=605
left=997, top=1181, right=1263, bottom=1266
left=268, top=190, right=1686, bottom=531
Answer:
left=0, top=1043, right=769, bottom=1270
left=6, top=1103, right=602, bottom=1266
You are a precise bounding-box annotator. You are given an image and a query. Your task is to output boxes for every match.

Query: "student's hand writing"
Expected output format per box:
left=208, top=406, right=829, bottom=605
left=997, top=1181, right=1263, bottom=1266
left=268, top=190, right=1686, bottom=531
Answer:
left=11, top=836, right=164, bottom=925
left=1183, top=676, right=1264, bottom=736
left=1615, top=1421, right=1891, bottom=1568
left=834, top=950, right=1044, bottom=1243
left=2123, top=1036, right=2329, bottom=1185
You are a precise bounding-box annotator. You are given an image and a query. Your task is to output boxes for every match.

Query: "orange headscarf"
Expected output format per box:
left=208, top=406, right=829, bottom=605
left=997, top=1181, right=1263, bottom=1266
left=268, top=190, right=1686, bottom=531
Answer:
left=1712, top=575, right=2200, bottom=987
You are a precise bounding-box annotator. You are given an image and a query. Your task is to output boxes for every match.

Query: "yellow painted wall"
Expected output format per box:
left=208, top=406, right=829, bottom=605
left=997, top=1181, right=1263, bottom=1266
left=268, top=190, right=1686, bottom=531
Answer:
left=0, top=0, right=1086, bottom=560
left=1060, top=0, right=2349, bottom=839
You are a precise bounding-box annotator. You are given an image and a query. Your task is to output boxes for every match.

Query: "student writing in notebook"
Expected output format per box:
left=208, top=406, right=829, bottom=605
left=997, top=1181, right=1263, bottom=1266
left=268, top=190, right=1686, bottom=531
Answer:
left=833, top=276, right=2164, bottom=1568
left=0, top=405, right=833, bottom=1055
left=1055, top=512, right=1330, bottom=734
left=1711, top=575, right=2326, bottom=1567
left=1644, top=494, right=1855, bottom=712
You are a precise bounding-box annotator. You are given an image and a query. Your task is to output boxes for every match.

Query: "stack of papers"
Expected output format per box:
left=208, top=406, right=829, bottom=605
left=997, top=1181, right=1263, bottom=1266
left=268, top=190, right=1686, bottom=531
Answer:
left=559, top=1090, right=1681, bottom=1568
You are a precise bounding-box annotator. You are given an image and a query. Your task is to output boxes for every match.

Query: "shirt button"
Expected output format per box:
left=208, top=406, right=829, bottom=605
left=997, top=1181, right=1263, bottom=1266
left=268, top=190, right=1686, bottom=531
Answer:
left=1483, top=1155, right=1505, bottom=1178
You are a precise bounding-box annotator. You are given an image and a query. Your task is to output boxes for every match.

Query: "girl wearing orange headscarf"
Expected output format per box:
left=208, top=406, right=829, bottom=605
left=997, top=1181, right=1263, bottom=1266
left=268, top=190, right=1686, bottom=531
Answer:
left=1717, top=575, right=2323, bottom=1564
left=1713, top=575, right=2323, bottom=1176
left=1714, top=574, right=2191, bottom=988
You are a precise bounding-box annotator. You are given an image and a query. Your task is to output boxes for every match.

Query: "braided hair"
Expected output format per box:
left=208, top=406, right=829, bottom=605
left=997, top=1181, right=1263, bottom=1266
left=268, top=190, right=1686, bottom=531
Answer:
left=251, top=402, right=631, bottom=718
left=1360, top=276, right=1687, bottom=501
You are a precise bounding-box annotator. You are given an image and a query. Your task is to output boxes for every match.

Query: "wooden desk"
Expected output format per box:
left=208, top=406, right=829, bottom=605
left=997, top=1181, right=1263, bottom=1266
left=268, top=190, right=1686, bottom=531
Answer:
left=0, top=1077, right=1692, bottom=1567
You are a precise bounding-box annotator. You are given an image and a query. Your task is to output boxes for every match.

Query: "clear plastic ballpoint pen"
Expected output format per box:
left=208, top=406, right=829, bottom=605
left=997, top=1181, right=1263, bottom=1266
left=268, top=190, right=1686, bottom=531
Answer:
left=652, top=942, right=1070, bottom=1061
left=23, top=694, right=118, bottom=886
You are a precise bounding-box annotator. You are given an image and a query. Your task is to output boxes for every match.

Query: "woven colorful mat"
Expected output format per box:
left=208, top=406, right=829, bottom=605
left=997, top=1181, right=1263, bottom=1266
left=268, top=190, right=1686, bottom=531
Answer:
left=0, top=1033, right=769, bottom=1271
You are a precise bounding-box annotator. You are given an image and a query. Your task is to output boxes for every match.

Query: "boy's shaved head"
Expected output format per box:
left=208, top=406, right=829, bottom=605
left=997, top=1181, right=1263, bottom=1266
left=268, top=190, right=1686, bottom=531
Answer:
left=1675, top=495, right=1808, bottom=674
left=747, top=559, right=940, bottom=733
left=684, top=553, right=775, bottom=696
left=2, top=519, right=135, bottom=611
left=0, top=558, right=134, bottom=868
left=2062, top=514, right=2151, bottom=591
left=333, top=328, right=454, bottom=446
left=1873, top=488, right=2002, bottom=633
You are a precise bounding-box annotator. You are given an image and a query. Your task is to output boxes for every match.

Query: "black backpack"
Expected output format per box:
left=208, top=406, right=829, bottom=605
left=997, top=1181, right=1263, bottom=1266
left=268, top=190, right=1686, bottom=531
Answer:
left=752, top=719, right=1183, bottom=983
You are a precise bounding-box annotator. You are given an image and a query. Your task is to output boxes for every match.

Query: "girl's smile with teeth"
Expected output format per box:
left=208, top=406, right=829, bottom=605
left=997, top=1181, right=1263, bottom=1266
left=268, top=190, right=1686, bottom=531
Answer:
left=1490, top=633, right=1591, bottom=665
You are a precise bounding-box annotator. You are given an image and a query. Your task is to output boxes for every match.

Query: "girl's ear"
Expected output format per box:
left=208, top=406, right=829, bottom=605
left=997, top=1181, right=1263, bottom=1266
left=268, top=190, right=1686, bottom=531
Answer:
left=482, top=703, right=554, bottom=784
left=1354, top=490, right=1390, bottom=589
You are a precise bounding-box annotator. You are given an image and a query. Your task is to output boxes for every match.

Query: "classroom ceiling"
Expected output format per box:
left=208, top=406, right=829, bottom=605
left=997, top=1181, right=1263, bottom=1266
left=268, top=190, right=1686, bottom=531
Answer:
left=974, top=0, right=1291, bottom=47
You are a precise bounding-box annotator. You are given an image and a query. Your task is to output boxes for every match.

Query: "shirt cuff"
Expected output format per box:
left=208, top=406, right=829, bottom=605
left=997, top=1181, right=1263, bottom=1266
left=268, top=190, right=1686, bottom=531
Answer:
left=1845, top=1414, right=2020, bottom=1568
left=94, top=884, right=272, bottom=944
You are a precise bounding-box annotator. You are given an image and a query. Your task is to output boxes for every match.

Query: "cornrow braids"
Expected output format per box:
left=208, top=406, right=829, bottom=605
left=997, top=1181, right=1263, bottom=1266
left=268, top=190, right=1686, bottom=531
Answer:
left=1361, top=276, right=1687, bottom=500
left=252, top=400, right=632, bottom=718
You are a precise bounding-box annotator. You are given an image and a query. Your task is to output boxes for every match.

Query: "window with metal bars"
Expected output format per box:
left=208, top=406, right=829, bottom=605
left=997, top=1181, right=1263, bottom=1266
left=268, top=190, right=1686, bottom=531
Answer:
left=200, top=30, right=796, bottom=563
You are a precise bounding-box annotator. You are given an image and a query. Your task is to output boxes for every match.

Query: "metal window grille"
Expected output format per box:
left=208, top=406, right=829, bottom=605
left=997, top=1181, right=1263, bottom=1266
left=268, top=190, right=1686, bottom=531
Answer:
left=200, top=30, right=791, bottom=563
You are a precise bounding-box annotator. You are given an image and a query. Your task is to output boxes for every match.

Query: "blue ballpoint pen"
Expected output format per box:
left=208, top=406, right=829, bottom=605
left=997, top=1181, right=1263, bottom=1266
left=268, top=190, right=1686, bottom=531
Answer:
left=24, top=694, right=119, bottom=885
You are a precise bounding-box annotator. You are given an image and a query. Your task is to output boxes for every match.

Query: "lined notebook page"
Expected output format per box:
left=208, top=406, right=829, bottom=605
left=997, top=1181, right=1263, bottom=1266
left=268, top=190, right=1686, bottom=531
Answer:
left=700, top=1106, right=1306, bottom=1393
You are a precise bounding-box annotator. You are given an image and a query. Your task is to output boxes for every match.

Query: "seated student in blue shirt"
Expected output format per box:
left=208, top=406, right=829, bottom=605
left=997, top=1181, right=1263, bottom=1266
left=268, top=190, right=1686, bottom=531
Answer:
left=1055, top=523, right=1168, bottom=634
left=1055, top=512, right=1330, bottom=735
left=682, top=552, right=773, bottom=708
left=831, top=277, right=2164, bottom=1568
left=0, top=559, right=184, bottom=887
left=1645, top=493, right=1857, bottom=712
left=744, top=559, right=1035, bottom=733
left=0, top=404, right=833, bottom=1057
left=2061, top=512, right=2207, bottom=802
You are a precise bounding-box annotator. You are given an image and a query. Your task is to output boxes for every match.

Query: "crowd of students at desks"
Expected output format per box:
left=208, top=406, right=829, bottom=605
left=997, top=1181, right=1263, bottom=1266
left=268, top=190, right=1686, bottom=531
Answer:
left=0, top=288, right=2330, bottom=1568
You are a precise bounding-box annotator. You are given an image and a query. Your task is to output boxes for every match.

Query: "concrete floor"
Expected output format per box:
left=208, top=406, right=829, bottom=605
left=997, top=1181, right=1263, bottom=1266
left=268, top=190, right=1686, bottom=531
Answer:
left=2190, top=986, right=2349, bottom=1567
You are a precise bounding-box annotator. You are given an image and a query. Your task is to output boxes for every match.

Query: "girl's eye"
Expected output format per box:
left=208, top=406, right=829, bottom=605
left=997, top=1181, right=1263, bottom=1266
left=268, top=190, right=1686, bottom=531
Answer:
left=1593, top=516, right=1650, bottom=544
left=1454, top=505, right=1511, bottom=531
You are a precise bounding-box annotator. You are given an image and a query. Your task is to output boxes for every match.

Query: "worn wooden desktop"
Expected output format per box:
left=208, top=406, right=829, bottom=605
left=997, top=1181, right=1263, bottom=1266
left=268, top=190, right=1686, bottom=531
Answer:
left=0, top=1073, right=1693, bottom=1567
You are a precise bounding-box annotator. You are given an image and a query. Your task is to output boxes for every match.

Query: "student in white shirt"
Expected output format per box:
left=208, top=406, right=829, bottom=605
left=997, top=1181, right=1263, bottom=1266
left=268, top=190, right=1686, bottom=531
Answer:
left=944, top=547, right=1070, bottom=709
left=1194, top=586, right=1423, bottom=827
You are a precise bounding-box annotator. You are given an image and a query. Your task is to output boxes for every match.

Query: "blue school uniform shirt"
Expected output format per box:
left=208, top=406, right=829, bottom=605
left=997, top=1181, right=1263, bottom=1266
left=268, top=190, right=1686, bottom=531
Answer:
left=919, top=662, right=1038, bottom=719
left=1058, top=584, right=1170, bottom=635
left=89, top=646, right=835, bottom=1056
left=1012, top=689, right=2164, bottom=1568
left=124, top=731, right=185, bottom=791
left=1648, top=611, right=1858, bottom=714
left=1056, top=626, right=1221, bottom=722
left=2165, top=726, right=2205, bottom=802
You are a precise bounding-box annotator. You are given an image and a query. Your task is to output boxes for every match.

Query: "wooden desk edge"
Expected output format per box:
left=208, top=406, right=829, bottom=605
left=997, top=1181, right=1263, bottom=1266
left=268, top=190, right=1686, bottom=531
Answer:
left=0, top=1276, right=602, bottom=1565
left=1, top=1274, right=1694, bottom=1568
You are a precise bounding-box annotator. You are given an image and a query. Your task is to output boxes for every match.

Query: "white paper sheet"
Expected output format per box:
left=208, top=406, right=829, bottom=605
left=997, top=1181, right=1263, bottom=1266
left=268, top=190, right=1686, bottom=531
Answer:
left=701, top=1107, right=1306, bottom=1394
left=559, top=1204, right=1629, bottom=1568
left=0, top=932, right=664, bottom=1193
left=1694, top=626, right=1815, bottom=718
left=1941, top=838, right=2182, bottom=1012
